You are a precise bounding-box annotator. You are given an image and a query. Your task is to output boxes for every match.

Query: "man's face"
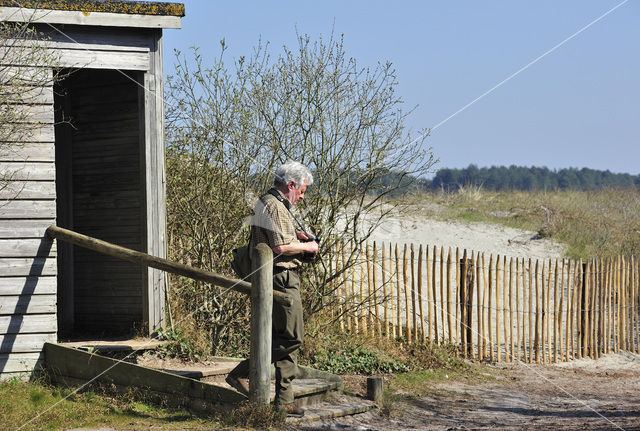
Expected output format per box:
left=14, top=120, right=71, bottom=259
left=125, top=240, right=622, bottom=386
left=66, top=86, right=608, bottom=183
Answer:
left=287, top=181, right=307, bottom=206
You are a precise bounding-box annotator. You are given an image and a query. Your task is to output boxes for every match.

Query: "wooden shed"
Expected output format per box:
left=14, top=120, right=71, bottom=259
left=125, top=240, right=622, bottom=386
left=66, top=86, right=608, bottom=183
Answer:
left=0, top=0, right=184, bottom=380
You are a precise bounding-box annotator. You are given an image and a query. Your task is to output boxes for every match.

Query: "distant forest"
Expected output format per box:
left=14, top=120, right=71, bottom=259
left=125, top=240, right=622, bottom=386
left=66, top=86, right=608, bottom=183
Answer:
left=426, top=165, right=640, bottom=192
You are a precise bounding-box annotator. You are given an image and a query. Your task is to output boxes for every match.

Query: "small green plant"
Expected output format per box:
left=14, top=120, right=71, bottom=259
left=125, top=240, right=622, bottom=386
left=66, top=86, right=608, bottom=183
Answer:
left=157, top=327, right=202, bottom=360
left=307, top=337, right=410, bottom=374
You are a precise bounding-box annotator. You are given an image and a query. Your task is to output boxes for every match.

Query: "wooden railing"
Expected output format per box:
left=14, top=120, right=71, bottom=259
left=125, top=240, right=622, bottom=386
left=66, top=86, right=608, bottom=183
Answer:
left=47, top=225, right=280, bottom=404
left=329, top=240, right=640, bottom=363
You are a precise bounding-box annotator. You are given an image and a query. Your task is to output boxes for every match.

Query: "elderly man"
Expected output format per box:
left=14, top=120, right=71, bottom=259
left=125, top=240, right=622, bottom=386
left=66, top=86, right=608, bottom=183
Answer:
left=226, top=161, right=318, bottom=417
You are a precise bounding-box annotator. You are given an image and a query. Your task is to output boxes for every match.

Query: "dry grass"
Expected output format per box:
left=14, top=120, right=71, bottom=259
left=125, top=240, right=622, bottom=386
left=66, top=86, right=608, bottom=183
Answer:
left=402, top=187, right=640, bottom=260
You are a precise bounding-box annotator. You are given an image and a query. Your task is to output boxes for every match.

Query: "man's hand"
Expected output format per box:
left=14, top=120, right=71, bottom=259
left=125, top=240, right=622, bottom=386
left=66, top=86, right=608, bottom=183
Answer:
left=296, top=230, right=310, bottom=241
left=305, top=239, right=319, bottom=255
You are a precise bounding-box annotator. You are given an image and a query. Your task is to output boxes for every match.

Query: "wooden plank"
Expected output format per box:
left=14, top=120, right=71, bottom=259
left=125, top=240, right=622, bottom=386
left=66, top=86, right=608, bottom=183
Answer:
left=3, top=36, right=150, bottom=53
left=71, top=92, right=138, bottom=110
left=0, top=352, right=43, bottom=376
left=576, top=261, right=584, bottom=358
left=388, top=243, right=395, bottom=338
left=0, top=294, right=56, bottom=315
left=57, top=49, right=149, bottom=70
left=527, top=259, right=534, bottom=363
left=394, top=244, right=400, bottom=338
left=381, top=243, right=389, bottom=338
left=604, top=259, right=611, bottom=355
left=0, top=143, right=54, bottom=163
left=0, top=220, right=54, bottom=238
left=74, top=286, right=142, bottom=296
left=446, top=248, right=453, bottom=345
left=341, top=242, right=353, bottom=332
left=481, top=253, right=488, bottom=359
left=409, top=243, right=415, bottom=340
left=418, top=245, right=425, bottom=343
left=0, top=7, right=183, bottom=29
left=0, top=257, right=56, bottom=276
left=0, top=332, right=56, bottom=353
left=569, top=260, right=577, bottom=360
left=515, top=258, right=521, bottom=361
left=145, top=32, right=167, bottom=334
left=0, top=162, right=55, bottom=180
left=632, top=257, right=638, bottom=353
left=0, top=200, right=55, bottom=219
left=0, top=123, right=54, bottom=142
left=403, top=244, right=410, bottom=342
left=0, top=181, right=55, bottom=199
left=496, top=255, right=502, bottom=362
left=0, top=313, right=56, bottom=335
left=506, top=257, right=513, bottom=361
left=333, top=243, right=342, bottom=331
left=371, top=245, right=381, bottom=335
left=365, top=242, right=373, bottom=336
left=475, top=252, right=482, bottom=359
left=553, top=259, right=560, bottom=362
left=440, top=247, right=446, bottom=345
left=455, top=247, right=460, bottom=345
left=0, top=276, right=56, bottom=295
left=0, top=66, right=52, bottom=84
left=559, top=259, right=566, bottom=361
left=488, top=255, right=494, bottom=361
left=356, top=247, right=364, bottom=333
left=0, top=85, right=54, bottom=104
left=0, top=103, right=53, bottom=124
left=426, top=245, right=433, bottom=343
left=0, top=238, right=56, bottom=257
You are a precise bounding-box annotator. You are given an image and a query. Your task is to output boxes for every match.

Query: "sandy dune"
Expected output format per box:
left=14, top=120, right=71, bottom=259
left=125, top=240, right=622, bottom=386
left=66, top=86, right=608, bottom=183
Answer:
left=367, top=213, right=566, bottom=262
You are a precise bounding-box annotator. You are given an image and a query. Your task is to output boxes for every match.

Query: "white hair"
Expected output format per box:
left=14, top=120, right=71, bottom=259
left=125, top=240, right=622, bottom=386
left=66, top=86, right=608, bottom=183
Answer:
left=274, top=161, right=314, bottom=187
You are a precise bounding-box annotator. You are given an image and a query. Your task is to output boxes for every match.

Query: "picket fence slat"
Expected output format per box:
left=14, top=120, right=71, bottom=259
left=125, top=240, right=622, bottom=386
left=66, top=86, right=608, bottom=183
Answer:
left=330, top=240, right=639, bottom=364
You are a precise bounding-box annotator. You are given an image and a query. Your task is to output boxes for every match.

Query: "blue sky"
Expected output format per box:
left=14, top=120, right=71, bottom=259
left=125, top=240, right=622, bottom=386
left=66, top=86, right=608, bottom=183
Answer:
left=163, top=1, right=639, bottom=175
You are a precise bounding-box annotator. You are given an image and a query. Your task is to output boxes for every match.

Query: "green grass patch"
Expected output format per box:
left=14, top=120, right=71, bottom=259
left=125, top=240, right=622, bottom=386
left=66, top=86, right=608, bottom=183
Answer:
left=0, top=378, right=218, bottom=431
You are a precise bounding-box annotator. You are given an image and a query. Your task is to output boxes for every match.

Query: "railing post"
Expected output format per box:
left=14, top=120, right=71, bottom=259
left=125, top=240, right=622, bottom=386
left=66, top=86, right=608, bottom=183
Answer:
left=249, top=243, right=273, bottom=405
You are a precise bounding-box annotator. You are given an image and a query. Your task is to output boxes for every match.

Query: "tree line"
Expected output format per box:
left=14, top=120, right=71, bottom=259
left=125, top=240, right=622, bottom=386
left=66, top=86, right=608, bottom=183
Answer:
left=426, top=165, right=639, bottom=192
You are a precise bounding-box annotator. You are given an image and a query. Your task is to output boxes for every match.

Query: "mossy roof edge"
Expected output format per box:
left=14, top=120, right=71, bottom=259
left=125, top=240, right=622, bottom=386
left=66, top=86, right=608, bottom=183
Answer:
left=0, top=1, right=185, bottom=17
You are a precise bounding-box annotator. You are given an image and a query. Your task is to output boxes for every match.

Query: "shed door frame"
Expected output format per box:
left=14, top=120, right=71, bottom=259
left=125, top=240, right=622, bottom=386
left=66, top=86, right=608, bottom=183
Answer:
left=54, top=28, right=166, bottom=337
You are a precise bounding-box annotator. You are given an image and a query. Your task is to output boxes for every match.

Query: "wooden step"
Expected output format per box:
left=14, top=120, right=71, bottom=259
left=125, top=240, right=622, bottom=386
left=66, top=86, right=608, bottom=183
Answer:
left=205, top=375, right=340, bottom=406
left=59, top=338, right=166, bottom=353
left=290, top=379, right=340, bottom=407
left=287, top=399, right=376, bottom=423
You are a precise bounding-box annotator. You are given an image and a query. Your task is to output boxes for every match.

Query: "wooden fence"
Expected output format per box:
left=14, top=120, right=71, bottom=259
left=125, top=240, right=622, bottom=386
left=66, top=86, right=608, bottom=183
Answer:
left=328, top=241, right=640, bottom=363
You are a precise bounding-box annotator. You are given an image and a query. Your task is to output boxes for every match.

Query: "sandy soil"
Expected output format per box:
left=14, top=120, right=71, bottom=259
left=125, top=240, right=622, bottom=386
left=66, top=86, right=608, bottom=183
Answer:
left=366, top=211, right=565, bottom=262
left=297, top=352, right=640, bottom=431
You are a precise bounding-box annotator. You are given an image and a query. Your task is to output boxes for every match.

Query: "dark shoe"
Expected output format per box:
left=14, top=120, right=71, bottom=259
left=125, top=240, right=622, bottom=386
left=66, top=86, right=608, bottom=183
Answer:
left=225, top=374, right=249, bottom=397
left=277, top=402, right=304, bottom=418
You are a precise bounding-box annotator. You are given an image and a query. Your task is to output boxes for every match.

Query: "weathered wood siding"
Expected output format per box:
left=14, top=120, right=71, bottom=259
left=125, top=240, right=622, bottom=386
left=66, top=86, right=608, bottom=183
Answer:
left=0, top=69, right=57, bottom=380
left=142, top=29, right=167, bottom=333
left=0, top=23, right=169, bottom=380
left=59, top=69, right=145, bottom=334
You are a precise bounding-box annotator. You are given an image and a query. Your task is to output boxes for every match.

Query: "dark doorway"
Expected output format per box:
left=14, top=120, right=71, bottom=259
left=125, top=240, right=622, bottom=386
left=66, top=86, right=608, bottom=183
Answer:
left=54, top=69, right=145, bottom=337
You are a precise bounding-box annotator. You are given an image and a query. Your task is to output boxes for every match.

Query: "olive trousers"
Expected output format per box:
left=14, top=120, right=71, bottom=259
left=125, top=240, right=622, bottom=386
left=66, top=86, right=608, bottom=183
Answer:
left=228, top=269, right=304, bottom=404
